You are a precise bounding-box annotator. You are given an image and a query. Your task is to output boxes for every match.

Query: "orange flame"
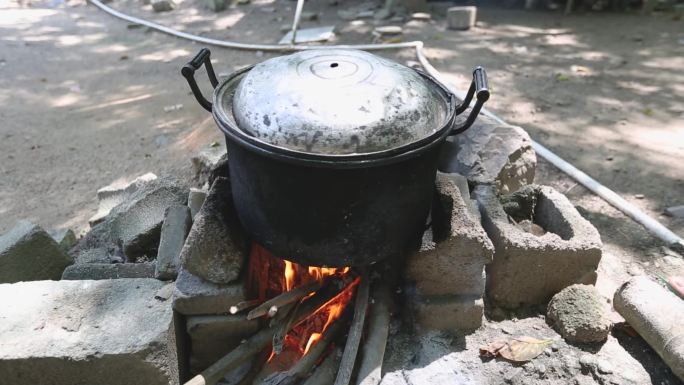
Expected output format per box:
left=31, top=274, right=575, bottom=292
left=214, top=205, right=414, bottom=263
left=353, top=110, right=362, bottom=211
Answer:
left=247, top=243, right=355, bottom=365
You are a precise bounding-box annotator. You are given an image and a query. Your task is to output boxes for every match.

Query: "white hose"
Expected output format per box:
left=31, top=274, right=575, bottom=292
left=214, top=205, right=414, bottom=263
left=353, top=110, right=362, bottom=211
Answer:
left=87, top=0, right=684, bottom=251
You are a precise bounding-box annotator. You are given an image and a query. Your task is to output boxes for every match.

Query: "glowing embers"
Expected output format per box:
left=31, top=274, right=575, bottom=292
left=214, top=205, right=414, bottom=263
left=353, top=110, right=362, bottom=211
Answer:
left=245, top=243, right=357, bottom=377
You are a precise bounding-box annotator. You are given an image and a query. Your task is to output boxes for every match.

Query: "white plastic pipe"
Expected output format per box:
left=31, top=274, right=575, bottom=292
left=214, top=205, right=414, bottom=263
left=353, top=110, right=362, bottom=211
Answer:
left=87, top=0, right=684, bottom=252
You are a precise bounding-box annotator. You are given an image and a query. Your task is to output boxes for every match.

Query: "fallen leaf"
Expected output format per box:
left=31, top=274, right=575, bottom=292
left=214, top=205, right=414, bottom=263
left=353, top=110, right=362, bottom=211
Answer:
left=642, top=108, right=654, bottom=116
left=571, top=65, right=590, bottom=73
left=556, top=73, right=570, bottom=81
left=480, top=336, right=552, bottom=362
left=479, top=340, right=507, bottom=357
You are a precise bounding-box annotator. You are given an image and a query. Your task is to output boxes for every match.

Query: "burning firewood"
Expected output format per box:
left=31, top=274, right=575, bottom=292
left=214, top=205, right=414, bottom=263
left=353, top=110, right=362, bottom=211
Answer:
left=184, top=280, right=350, bottom=385
left=355, top=264, right=398, bottom=385
left=334, top=270, right=371, bottom=385
left=260, top=313, right=348, bottom=385
left=272, top=301, right=301, bottom=355
left=230, top=299, right=262, bottom=315
left=248, top=280, right=324, bottom=320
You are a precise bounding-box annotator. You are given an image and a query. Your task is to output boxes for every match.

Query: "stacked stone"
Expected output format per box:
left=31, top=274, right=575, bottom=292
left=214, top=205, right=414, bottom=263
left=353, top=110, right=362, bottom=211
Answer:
left=404, top=172, right=494, bottom=331
left=173, top=175, right=259, bottom=375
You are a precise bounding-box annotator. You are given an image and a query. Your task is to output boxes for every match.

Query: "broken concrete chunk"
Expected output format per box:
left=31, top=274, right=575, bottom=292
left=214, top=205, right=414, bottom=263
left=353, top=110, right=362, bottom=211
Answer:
left=188, top=188, right=208, bottom=219
left=615, top=276, right=684, bottom=382
left=439, top=115, right=536, bottom=194
left=186, top=315, right=259, bottom=373
left=156, top=205, right=193, bottom=280
left=61, top=262, right=156, bottom=280
left=191, top=142, right=226, bottom=186
left=203, top=0, right=226, bottom=12
left=547, top=284, right=612, bottom=343
left=446, top=6, right=476, bottom=30
left=89, top=172, right=158, bottom=226
left=180, top=177, right=247, bottom=284
left=476, top=184, right=602, bottom=308
left=151, top=0, right=175, bottom=12
left=173, top=268, right=247, bottom=315
left=0, top=221, right=73, bottom=283
left=0, top=279, right=179, bottom=384
left=109, top=177, right=188, bottom=260
left=73, top=246, right=121, bottom=264
left=665, top=205, right=684, bottom=219
left=406, top=173, right=493, bottom=298
left=48, top=228, right=77, bottom=251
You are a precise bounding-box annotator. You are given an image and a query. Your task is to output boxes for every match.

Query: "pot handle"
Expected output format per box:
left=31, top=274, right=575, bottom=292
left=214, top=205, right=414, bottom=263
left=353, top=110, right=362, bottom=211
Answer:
left=449, top=66, right=490, bottom=135
left=182, top=48, right=219, bottom=112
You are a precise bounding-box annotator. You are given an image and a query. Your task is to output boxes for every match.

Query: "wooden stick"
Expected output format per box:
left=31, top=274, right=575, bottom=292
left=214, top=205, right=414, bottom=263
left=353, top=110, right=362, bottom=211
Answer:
left=269, top=302, right=296, bottom=328
left=355, top=263, right=399, bottom=385
left=272, top=301, right=301, bottom=355
left=230, top=299, right=262, bottom=315
left=262, top=314, right=347, bottom=385
left=334, top=270, right=370, bottom=385
left=301, top=348, right=342, bottom=385
left=185, top=281, right=347, bottom=385
left=248, top=280, right=323, bottom=320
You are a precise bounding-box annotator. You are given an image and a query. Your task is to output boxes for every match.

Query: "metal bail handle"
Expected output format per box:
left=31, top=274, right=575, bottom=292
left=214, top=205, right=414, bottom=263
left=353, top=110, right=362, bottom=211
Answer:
left=450, top=66, right=490, bottom=135
left=182, top=48, right=219, bottom=112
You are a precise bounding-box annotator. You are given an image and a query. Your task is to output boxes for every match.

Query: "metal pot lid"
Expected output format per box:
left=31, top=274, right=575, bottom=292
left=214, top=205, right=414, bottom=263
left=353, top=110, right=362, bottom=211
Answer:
left=228, top=49, right=450, bottom=155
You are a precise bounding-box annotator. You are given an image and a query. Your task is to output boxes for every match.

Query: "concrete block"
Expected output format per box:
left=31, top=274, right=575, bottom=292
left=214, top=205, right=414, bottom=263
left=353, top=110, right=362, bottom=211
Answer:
left=156, top=206, right=192, bottom=281
left=203, top=0, right=226, bottom=12
left=446, top=6, right=476, bottom=30
left=476, top=184, right=602, bottom=308
left=191, top=143, right=226, bottom=186
left=614, top=276, right=684, bottom=382
left=110, top=178, right=188, bottom=260
left=439, top=115, right=536, bottom=194
left=180, top=177, right=247, bottom=285
left=89, top=172, right=157, bottom=226
left=188, top=188, right=207, bottom=219
left=61, top=262, right=155, bottom=280
left=0, top=279, right=179, bottom=385
left=412, top=295, right=484, bottom=331
left=405, top=172, right=493, bottom=297
left=48, top=228, right=77, bottom=251
left=151, top=0, right=175, bottom=12
left=173, top=268, right=246, bottom=315
left=187, top=315, right=259, bottom=373
left=0, top=221, right=73, bottom=283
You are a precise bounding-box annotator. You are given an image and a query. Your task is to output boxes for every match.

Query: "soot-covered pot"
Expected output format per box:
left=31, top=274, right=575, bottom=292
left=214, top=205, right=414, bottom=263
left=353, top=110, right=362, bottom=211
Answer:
left=182, top=48, right=489, bottom=267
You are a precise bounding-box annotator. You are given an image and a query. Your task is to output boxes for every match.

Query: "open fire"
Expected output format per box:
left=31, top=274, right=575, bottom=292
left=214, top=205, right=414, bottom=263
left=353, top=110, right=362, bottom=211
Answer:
left=244, top=243, right=357, bottom=376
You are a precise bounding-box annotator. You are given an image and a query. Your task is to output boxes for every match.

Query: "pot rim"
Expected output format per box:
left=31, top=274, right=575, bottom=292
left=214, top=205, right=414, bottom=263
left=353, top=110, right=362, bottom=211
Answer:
left=212, top=65, right=458, bottom=169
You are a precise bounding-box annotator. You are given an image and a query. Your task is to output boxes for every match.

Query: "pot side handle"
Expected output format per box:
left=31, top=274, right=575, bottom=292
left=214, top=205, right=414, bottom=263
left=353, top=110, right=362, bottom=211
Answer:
left=449, top=66, right=490, bottom=135
left=181, top=48, right=219, bottom=112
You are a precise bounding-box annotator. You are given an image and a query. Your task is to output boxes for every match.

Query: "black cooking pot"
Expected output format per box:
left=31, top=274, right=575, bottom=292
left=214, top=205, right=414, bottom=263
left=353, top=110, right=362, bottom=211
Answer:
left=182, top=48, right=489, bottom=267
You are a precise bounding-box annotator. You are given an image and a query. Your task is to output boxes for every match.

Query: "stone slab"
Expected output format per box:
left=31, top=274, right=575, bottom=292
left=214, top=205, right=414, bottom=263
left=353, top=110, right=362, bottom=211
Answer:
left=0, top=279, right=179, bottom=385
left=439, top=115, right=536, bottom=194
left=156, top=205, right=192, bottom=281
left=61, top=262, right=155, bottom=280
left=173, top=268, right=246, bottom=315
left=476, top=184, right=602, bottom=308
left=0, top=221, right=73, bottom=283
left=180, top=177, right=247, bottom=284
left=187, top=315, right=259, bottom=374
left=188, top=188, right=207, bottom=219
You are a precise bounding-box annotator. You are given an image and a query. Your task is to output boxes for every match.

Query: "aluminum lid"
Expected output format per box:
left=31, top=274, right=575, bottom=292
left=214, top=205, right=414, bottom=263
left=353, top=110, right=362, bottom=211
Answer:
left=228, top=49, right=450, bottom=155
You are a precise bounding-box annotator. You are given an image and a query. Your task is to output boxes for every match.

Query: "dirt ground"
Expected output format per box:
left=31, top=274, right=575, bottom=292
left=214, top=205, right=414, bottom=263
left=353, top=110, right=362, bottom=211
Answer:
left=1, top=0, right=683, bottom=383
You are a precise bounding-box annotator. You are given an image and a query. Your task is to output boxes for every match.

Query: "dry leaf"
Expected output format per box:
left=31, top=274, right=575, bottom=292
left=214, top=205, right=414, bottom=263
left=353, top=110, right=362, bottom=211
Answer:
left=479, top=336, right=553, bottom=362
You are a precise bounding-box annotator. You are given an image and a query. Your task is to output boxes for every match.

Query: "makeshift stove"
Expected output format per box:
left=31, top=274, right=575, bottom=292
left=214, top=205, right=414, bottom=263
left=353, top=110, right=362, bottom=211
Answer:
left=169, top=48, right=601, bottom=385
